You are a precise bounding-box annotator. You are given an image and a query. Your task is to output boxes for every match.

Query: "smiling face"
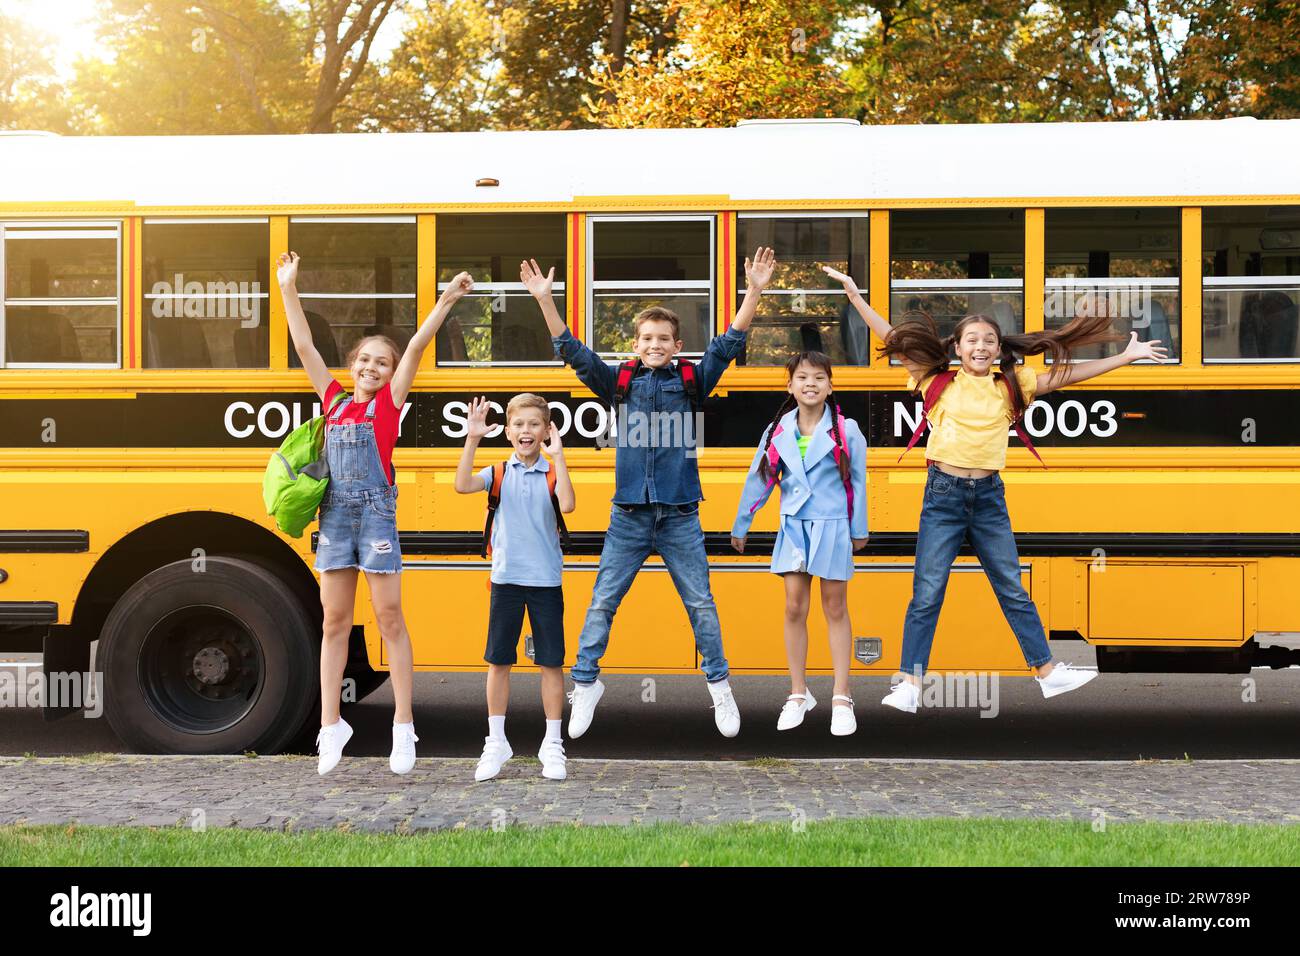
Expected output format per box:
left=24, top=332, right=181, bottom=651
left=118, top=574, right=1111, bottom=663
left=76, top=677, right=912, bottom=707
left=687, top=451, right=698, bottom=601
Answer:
left=787, top=359, right=832, bottom=410
left=506, top=404, right=549, bottom=462
left=349, top=336, right=399, bottom=396
left=953, top=319, right=1000, bottom=376
left=634, top=318, right=682, bottom=369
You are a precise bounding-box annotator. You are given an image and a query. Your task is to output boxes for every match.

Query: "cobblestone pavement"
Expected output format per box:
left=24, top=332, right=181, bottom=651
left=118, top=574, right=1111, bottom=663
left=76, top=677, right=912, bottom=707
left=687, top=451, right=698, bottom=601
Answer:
left=1, top=756, right=1297, bottom=832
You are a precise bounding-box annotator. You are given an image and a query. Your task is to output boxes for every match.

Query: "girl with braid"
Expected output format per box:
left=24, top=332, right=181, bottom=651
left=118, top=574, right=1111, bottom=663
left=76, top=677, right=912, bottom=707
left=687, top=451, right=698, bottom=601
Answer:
left=822, top=265, right=1168, bottom=712
left=732, top=352, right=868, bottom=735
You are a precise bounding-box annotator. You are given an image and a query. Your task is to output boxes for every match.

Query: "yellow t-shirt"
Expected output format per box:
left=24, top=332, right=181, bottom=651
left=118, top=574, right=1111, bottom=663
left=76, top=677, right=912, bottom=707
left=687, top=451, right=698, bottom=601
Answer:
left=906, top=365, right=1039, bottom=471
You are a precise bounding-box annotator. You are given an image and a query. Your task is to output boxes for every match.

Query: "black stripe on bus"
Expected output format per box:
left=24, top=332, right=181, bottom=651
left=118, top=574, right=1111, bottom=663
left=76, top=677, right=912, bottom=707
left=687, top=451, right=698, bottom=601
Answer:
left=0, top=531, right=89, bottom=553
left=0, top=602, right=58, bottom=624
left=321, top=531, right=1300, bottom=559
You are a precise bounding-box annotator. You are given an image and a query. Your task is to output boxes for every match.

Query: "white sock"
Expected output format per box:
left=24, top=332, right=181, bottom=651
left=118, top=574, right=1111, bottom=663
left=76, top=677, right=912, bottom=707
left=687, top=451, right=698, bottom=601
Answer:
left=545, top=719, right=562, bottom=742
left=488, top=714, right=507, bottom=740
left=710, top=678, right=731, bottom=692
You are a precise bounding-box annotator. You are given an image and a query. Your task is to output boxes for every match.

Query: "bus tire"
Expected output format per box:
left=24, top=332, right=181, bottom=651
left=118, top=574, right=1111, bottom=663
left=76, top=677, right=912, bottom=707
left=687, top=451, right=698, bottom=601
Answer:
left=99, top=556, right=317, bottom=755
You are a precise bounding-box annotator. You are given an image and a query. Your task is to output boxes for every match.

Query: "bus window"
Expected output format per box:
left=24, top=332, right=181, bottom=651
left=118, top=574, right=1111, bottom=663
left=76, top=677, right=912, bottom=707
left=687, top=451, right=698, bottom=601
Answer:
left=1045, top=207, right=1180, bottom=361
left=735, top=214, right=869, bottom=365
left=287, top=217, right=417, bottom=368
left=435, top=213, right=565, bottom=365
left=143, top=219, right=270, bottom=369
left=890, top=209, right=1024, bottom=346
left=589, top=215, right=713, bottom=359
left=1203, top=205, right=1300, bottom=362
left=2, top=223, right=120, bottom=367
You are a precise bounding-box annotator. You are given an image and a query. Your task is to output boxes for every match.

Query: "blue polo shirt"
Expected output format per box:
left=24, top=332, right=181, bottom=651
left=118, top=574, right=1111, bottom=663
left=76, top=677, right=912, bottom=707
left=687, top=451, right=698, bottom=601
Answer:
left=478, top=453, right=564, bottom=587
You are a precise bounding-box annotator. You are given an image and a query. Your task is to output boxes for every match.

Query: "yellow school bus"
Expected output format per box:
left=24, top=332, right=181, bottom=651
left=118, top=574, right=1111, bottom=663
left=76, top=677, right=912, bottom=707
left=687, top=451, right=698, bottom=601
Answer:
left=2, top=118, right=1299, bottom=753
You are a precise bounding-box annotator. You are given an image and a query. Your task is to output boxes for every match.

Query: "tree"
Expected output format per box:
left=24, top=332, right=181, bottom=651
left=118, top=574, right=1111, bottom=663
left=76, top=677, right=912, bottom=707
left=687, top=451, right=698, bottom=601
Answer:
left=0, top=10, right=74, bottom=131
left=588, top=0, right=849, bottom=128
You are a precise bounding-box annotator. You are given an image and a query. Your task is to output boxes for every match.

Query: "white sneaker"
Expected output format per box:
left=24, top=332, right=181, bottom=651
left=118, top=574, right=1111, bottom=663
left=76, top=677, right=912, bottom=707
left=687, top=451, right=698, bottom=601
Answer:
left=830, top=695, right=857, bottom=736
left=776, top=688, right=817, bottom=730
left=474, top=737, right=513, bottom=782
left=539, top=738, right=567, bottom=780
left=566, top=680, right=605, bottom=739
left=316, top=717, right=353, bottom=775
left=1036, top=661, right=1099, bottom=699
left=881, top=680, right=920, bottom=714
left=707, top=680, right=741, bottom=737
left=389, top=723, right=418, bottom=775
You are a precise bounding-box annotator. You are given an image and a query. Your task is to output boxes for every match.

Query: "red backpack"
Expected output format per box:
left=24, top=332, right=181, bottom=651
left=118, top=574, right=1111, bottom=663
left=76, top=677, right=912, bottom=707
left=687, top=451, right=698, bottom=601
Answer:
left=613, top=358, right=700, bottom=408
left=898, top=369, right=1045, bottom=467
left=748, top=412, right=854, bottom=518
left=481, top=461, right=571, bottom=558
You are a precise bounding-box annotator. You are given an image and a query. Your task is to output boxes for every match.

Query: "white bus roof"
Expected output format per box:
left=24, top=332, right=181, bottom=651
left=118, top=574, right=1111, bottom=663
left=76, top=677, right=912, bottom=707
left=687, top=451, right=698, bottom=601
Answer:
left=2, top=118, right=1298, bottom=208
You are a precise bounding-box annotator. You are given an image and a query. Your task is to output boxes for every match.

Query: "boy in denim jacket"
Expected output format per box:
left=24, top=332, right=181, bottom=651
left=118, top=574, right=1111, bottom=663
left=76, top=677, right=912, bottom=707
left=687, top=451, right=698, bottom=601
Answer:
left=519, top=249, right=776, bottom=738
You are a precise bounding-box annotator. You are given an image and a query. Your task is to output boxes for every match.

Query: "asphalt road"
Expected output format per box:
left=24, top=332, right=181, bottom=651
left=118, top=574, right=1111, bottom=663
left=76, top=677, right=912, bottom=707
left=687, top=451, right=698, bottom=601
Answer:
left=4, top=645, right=1299, bottom=759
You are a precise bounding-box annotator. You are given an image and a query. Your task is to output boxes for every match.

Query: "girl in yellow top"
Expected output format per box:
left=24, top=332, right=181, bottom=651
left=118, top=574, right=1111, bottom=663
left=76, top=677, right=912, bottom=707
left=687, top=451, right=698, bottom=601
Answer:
left=823, top=266, right=1168, bottom=711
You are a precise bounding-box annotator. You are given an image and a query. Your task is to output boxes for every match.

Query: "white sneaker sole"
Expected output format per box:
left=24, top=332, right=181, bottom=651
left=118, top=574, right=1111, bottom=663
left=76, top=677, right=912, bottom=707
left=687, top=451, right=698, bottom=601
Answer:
left=881, top=690, right=918, bottom=714
left=1039, top=669, right=1099, bottom=699
left=541, top=764, right=567, bottom=781
left=475, top=758, right=511, bottom=782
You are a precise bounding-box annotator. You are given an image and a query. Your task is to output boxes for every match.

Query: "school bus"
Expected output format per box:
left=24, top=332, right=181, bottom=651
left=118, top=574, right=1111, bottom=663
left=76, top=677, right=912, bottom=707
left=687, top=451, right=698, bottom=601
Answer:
left=2, top=118, right=1299, bottom=753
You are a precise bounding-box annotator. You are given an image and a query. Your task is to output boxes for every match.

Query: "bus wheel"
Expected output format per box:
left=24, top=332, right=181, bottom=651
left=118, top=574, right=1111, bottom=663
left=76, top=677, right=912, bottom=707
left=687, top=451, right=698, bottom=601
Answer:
left=99, top=556, right=317, bottom=755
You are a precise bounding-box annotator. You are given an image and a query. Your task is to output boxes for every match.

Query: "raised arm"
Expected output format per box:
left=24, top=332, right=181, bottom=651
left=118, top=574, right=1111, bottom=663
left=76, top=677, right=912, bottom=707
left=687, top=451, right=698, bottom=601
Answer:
left=542, top=423, right=576, bottom=514
left=728, top=246, right=775, bottom=334
left=277, top=252, right=334, bottom=401
left=390, top=271, right=474, bottom=407
left=1034, top=332, right=1169, bottom=397
left=523, top=258, right=618, bottom=401
left=822, top=264, right=930, bottom=381
left=453, top=396, right=492, bottom=494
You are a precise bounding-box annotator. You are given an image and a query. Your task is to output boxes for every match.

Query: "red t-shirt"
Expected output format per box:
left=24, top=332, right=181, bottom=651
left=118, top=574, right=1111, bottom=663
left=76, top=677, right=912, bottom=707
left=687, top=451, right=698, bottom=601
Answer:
left=323, top=378, right=400, bottom=485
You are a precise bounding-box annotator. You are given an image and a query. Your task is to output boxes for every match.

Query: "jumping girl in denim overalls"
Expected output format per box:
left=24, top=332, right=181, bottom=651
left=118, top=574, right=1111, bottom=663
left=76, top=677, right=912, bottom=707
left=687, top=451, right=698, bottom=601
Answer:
left=823, top=265, right=1168, bottom=712
left=278, top=251, right=473, bottom=775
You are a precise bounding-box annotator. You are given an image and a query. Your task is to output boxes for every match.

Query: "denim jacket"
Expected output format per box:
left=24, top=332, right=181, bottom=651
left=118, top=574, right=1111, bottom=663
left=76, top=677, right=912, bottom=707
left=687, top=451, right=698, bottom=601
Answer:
left=731, top=405, right=869, bottom=540
left=552, top=325, right=748, bottom=504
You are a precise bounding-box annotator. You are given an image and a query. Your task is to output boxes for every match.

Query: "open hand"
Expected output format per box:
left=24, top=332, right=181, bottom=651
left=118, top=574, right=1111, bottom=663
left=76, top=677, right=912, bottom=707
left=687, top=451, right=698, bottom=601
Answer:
left=822, top=264, right=861, bottom=298
left=520, top=258, right=555, bottom=299
left=542, top=421, right=563, bottom=457
left=744, top=246, right=776, bottom=291
left=276, top=251, right=300, bottom=289
left=466, top=395, right=493, bottom=439
left=1123, top=332, right=1169, bottom=363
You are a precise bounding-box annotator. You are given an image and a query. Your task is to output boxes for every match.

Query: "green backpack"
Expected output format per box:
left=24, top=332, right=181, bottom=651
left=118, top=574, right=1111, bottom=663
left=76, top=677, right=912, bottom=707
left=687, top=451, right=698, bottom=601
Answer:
left=262, top=391, right=348, bottom=538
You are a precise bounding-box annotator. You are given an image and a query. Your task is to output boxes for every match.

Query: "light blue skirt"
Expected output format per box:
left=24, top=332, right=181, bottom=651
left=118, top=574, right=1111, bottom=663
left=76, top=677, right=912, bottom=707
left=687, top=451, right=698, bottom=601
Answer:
left=771, top=515, right=856, bottom=580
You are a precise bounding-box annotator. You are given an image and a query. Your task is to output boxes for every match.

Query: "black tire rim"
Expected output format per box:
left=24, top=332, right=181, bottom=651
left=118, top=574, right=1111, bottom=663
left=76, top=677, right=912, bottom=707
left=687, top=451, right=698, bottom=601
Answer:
left=136, top=605, right=266, bottom=735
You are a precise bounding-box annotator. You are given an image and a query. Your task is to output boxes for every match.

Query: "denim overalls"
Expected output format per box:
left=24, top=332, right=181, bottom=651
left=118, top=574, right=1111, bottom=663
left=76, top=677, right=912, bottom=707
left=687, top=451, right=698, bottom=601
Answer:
left=314, top=394, right=401, bottom=575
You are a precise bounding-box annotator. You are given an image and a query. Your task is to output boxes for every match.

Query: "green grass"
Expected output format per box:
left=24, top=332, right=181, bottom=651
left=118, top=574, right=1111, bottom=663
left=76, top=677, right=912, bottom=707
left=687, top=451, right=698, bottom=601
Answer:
left=2, top=818, right=1297, bottom=866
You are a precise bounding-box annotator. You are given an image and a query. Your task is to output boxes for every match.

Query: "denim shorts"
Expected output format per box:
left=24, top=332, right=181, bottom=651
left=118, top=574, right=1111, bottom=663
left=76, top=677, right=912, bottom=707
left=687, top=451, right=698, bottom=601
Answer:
left=314, top=486, right=401, bottom=574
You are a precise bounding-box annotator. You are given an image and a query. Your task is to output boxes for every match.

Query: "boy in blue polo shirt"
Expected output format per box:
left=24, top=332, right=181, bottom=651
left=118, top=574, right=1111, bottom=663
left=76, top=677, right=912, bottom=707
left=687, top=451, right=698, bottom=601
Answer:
left=520, top=249, right=775, bottom=740
left=454, top=392, right=575, bottom=781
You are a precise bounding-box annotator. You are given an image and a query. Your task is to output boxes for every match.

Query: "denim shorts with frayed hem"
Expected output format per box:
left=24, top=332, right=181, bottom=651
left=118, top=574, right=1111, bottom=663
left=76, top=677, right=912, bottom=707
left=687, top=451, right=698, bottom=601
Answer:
left=314, top=487, right=401, bottom=575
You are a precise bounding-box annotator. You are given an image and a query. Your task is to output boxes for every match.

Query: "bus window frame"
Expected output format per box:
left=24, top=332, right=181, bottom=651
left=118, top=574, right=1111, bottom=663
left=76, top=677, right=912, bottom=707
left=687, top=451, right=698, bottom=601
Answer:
left=733, top=210, right=870, bottom=368
left=288, top=214, right=418, bottom=369
left=141, top=217, right=272, bottom=371
left=0, top=219, right=123, bottom=370
left=586, top=213, right=716, bottom=361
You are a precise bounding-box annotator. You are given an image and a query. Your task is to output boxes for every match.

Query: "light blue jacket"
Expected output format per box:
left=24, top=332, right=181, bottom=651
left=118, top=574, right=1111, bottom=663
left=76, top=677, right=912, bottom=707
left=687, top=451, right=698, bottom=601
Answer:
left=732, top=405, right=868, bottom=540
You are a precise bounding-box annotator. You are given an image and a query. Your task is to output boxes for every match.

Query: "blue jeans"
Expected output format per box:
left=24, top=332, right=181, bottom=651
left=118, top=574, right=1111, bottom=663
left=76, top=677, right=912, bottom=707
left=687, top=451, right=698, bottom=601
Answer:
left=572, top=503, right=729, bottom=684
left=899, top=465, right=1052, bottom=676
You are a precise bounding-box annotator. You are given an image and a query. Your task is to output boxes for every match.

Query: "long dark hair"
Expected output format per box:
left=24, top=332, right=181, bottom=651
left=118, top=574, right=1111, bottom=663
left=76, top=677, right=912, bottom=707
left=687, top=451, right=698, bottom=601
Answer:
left=879, top=307, right=1123, bottom=411
left=758, top=351, right=850, bottom=484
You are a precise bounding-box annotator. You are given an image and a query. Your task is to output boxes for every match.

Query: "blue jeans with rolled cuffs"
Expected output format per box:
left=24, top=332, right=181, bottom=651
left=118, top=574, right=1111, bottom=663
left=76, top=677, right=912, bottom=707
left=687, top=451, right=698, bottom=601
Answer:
left=571, top=502, right=729, bottom=685
left=899, top=465, right=1052, bottom=676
